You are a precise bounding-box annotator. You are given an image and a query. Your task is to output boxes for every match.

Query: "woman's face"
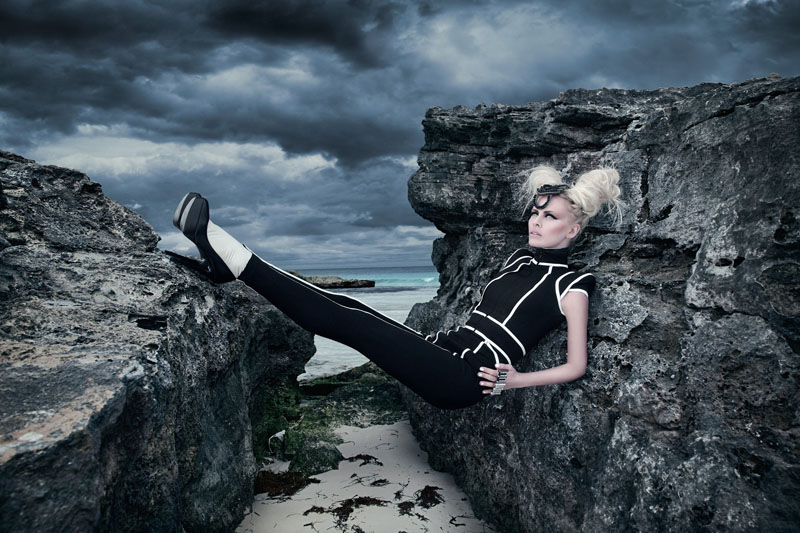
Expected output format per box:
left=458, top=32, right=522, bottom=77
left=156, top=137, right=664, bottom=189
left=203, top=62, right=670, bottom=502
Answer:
left=527, top=195, right=581, bottom=249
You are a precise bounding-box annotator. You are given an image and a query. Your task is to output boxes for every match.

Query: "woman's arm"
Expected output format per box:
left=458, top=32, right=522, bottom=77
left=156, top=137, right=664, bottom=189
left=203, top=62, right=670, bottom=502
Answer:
left=478, top=291, right=589, bottom=393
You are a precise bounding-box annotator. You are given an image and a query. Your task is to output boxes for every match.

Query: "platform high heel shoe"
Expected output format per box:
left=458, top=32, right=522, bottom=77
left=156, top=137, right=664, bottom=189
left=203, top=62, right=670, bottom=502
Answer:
left=172, top=193, right=252, bottom=283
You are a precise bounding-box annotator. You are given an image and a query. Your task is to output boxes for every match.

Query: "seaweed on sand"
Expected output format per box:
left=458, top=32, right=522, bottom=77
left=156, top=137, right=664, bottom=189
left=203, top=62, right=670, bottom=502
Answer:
left=304, top=496, right=390, bottom=529
left=253, top=470, right=320, bottom=497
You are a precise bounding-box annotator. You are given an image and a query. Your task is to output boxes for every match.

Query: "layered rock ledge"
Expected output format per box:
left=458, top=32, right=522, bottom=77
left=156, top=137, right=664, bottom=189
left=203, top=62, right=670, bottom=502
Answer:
left=404, top=75, right=799, bottom=531
left=0, top=152, right=315, bottom=531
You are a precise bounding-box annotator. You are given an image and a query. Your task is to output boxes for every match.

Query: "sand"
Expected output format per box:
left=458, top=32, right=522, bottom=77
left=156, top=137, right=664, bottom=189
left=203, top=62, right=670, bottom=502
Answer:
left=237, top=419, right=497, bottom=532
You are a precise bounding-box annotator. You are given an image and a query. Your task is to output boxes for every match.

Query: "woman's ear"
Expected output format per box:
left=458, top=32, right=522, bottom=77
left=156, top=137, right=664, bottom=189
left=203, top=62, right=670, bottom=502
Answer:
left=567, top=222, right=581, bottom=239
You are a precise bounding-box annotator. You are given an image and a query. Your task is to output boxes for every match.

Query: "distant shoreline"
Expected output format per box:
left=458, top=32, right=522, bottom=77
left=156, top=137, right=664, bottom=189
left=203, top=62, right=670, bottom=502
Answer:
left=288, top=265, right=439, bottom=290
left=291, top=265, right=436, bottom=274
left=288, top=270, right=375, bottom=288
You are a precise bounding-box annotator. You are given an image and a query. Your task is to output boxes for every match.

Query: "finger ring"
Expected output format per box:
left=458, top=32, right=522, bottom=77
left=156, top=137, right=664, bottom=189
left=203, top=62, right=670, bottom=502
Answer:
left=490, top=370, right=509, bottom=395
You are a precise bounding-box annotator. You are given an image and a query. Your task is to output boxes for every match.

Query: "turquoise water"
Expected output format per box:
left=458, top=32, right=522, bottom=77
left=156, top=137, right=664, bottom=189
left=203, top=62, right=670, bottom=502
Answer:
left=298, top=265, right=440, bottom=288
left=295, top=266, right=439, bottom=381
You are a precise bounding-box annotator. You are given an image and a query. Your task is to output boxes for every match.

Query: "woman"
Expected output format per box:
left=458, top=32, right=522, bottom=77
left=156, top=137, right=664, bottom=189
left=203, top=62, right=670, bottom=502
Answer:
left=173, top=166, right=623, bottom=409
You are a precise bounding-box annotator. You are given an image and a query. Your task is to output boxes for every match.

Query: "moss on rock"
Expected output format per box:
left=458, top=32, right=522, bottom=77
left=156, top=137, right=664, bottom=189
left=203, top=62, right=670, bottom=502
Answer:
left=249, top=377, right=303, bottom=463
left=252, top=362, right=409, bottom=476
left=289, top=439, right=345, bottom=475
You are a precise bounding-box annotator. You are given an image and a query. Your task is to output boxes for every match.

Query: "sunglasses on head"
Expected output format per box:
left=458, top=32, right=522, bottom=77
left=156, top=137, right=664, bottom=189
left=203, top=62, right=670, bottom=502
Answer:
left=533, top=184, right=569, bottom=209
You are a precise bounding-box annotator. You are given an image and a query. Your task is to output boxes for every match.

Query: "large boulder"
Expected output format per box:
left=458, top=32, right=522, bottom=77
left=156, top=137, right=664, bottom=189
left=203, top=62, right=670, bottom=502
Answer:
left=404, top=75, right=800, bottom=532
left=0, top=152, right=315, bottom=531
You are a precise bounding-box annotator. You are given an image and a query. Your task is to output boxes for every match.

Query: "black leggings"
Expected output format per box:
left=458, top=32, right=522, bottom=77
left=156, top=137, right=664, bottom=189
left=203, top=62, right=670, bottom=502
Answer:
left=238, top=254, right=485, bottom=409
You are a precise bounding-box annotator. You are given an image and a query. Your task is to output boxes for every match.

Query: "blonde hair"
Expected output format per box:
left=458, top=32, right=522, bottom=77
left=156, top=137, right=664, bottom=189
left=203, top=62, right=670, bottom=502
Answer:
left=521, top=165, right=624, bottom=234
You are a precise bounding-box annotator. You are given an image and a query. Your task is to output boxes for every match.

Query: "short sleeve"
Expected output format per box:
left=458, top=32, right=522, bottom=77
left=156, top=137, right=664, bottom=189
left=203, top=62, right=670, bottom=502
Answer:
left=557, top=271, right=596, bottom=314
left=568, top=273, right=596, bottom=298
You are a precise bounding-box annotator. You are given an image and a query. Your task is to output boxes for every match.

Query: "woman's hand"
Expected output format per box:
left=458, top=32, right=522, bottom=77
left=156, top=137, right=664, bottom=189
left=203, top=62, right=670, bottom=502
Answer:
left=476, top=293, right=589, bottom=393
left=477, top=363, right=519, bottom=394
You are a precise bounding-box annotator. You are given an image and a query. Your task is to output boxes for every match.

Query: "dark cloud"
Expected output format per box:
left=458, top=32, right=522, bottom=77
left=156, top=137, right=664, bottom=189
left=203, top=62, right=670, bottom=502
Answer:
left=0, top=1, right=156, bottom=45
left=527, top=0, right=800, bottom=91
left=1, top=0, right=799, bottom=267
left=0, top=18, right=423, bottom=164
left=206, top=0, right=406, bottom=67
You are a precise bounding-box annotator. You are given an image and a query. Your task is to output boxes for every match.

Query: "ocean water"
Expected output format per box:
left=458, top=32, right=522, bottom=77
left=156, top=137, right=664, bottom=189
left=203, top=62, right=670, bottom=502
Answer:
left=295, top=266, right=439, bottom=382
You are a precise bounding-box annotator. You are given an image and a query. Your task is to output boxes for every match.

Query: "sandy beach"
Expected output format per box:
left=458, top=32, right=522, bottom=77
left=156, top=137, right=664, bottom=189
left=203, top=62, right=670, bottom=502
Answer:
left=237, top=419, right=496, bottom=532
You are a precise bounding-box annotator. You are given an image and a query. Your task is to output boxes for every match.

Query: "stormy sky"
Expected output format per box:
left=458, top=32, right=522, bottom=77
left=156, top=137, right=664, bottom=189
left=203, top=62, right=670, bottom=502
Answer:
left=2, top=0, right=798, bottom=269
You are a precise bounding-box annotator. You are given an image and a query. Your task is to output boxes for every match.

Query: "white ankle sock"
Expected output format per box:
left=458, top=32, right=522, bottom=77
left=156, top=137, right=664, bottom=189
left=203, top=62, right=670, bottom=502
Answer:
left=206, top=221, right=253, bottom=278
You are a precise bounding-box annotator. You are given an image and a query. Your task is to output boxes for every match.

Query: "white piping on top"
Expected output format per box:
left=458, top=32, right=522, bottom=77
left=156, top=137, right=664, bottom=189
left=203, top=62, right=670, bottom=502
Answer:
left=473, top=310, right=526, bottom=355
left=556, top=272, right=593, bottom=315
left=473, top=251, right=568, bottom=316
left=462, top=325, right=512, bottom=364
left=503, top=248, right=568, bottom=269
left=456, top=252, right=570, bottom=358
left=485, top=342, right=501, bottom=366
left=472, top=341, right=492, bottom=363
left=502, top=250, right=519, bottom=267
left=471, top=256, right=536, bottom=315
left=530, top=249, right=569, bottom=268
left=554, top=271, right=572, bottom=313
left=504, top=266, right=554, bottom=324
left=477, top=340, right=500, bottom=366
left=502, top=254, right=533, bottom=271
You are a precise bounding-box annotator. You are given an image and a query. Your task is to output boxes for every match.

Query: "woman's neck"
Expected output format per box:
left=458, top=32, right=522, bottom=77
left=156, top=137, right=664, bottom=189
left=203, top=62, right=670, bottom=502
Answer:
left=530, top=245, right=570, bottom=264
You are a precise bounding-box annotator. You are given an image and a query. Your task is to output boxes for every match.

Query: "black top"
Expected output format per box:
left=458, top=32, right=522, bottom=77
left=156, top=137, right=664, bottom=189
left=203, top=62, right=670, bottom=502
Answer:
left=430, top=247, right=595, bottom=369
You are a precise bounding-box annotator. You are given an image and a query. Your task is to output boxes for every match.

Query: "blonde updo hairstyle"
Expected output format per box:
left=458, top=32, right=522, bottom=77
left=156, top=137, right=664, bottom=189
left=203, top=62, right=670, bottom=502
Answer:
left=521, top=165, right=624, bottom=235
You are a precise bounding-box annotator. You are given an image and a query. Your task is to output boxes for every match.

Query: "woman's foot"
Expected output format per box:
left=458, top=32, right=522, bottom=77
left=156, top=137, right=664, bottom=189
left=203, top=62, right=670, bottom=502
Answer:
left=173, top=192, right=252, bottom=283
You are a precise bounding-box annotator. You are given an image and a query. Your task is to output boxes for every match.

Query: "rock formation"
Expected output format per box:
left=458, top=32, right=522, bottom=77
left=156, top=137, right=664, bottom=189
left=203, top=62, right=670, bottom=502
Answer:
left=287, top=271, right=376, bottom=289
left=0, top=152, right=315, bottom=531
left=404, top=75, right=799, bottom=532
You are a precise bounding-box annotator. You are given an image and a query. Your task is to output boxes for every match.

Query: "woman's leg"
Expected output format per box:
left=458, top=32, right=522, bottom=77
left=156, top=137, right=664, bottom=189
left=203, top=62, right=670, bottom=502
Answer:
left=248, top=257, right=423, bottom=338
left=174, top=192, right=483, bottom=409
left=239, top=254, right=483, bottom=409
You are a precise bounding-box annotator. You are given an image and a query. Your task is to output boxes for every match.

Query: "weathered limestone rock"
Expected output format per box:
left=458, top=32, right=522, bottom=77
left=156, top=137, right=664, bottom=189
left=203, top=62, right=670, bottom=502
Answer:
left=0, top=152, right=315, bottom=531
left=404, top=75, right=799, bottom=532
